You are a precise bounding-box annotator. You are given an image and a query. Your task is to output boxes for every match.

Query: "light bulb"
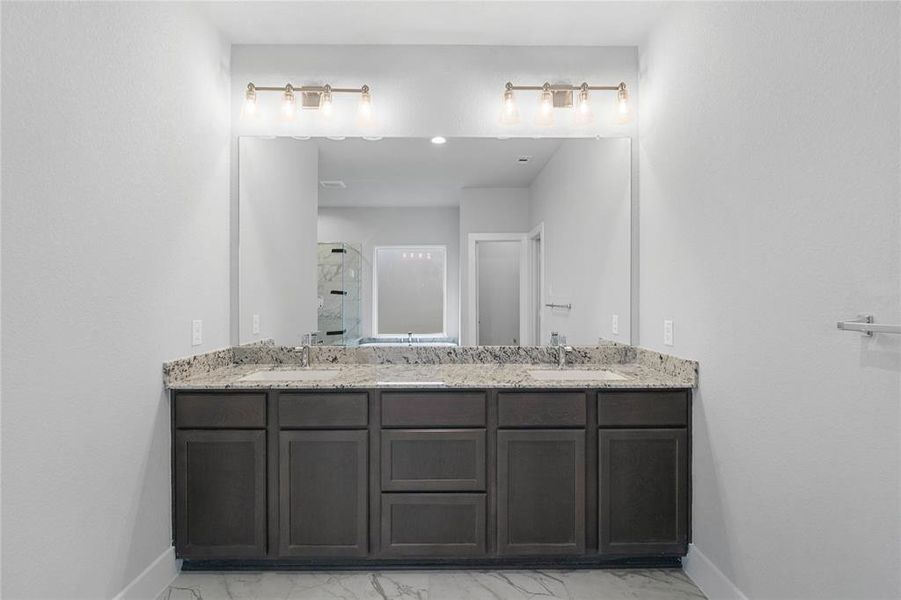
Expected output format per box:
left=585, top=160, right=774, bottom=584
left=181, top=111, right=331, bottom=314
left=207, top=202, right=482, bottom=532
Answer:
left=536, top=86, right=555, bottom=127
left=540, top=89, right=553, bottom=115
left=281, top=84, right=295, bottom=118
left=431, top=136, right=447, bottom=145
left=357, top=85, right=372, bottom=123
left=575, top=85, right=595, bottom=125
left=320, top=87, right=333, bottom=116
left=500, top=84, right=520, bottom=125
left=617, top=83, right=629, bottom=115
left=244, top=83, right=257, bottom=115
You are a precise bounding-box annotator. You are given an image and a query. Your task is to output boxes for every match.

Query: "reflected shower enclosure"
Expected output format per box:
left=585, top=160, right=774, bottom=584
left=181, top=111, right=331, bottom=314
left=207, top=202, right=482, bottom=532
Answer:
left=317, top=242, right=363, bottom=346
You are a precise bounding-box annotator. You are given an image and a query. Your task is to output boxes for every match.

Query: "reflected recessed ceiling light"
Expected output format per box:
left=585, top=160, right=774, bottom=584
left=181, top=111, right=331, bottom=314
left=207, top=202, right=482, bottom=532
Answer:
left=327, top=136, right=346, bottom=141
left=320, top=180, right=346, bottom=189
left=362, top=136, right=383, bottom=141
left=431, top=136, right=447, bottom=145
left=291, top=136, right=311, bottom=141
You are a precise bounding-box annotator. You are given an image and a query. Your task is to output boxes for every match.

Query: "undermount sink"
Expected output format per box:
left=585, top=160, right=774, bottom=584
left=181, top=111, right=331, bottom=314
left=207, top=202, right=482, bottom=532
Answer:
left=527, top=368, right=628, bottom=382
left=238, top=369, right=340, bottom=382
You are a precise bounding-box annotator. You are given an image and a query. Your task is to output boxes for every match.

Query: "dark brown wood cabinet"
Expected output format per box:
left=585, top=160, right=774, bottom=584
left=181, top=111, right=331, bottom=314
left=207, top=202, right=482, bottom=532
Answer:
left=381, top=493, right=486, bottom=556
left=172, top=387, right=691, bottom=567
left=174, top=429, right=267, bottom=558
left=279, top=430, right=369, bottom=556
left=598, top=428, right=688, bottom=555
left=497, top=429, right=586, bottom=555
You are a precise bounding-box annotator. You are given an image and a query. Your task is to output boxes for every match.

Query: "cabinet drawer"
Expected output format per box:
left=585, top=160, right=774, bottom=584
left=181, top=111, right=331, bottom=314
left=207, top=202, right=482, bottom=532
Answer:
left=279, top=393, right=368, bottom=428
left=381, top=429, right=485, bottom=491
left=381, top=493, right=486, bottom=557
left=498, top=392, right=585, bottom=427
left=597, top=391, right=688, bottom=428
left=381, top=392, right=486, bottom=427
left=175, top=393, right=266, bottom=429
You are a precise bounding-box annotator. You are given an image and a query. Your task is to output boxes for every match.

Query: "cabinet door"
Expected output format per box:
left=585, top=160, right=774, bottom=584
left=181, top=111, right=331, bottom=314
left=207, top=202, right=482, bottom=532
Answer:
left=599, top=429, right=688, bottom=555
left=175, top=430, right=267, bottom=558
left=497, top=430, right=585, bottom=555
left=279, top=430, right=368, bottom=556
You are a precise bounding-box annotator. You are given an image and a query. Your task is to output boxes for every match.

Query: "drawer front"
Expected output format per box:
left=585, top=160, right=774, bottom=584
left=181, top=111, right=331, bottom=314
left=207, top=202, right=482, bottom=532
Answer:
left=381, top=429, right=486, bottom=491
left=597, top=391, right=689, bottom=428
left=175, top=393, right=266, bottom=429
left=381, top=392, right=486, bottom=428
left=498, top=392, right=586, bottom=427
left=279, top=393, right=368, bottom=428
left=381, top=493, right=486, bottom=557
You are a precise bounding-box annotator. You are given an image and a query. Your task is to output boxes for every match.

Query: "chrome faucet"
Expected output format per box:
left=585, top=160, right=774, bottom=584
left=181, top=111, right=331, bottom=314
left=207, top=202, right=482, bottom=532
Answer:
left=407, top=331, right=414, bottom=346
left=549, top=331, right=573, bottom=369
left=300, top=332, right=317, bottom=368
left=557, top=343, right=573, bottom=368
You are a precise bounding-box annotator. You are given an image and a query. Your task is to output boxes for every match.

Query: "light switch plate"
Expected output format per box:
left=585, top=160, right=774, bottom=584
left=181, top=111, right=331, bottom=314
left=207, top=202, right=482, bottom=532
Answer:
left=611, top=314, right=619, bottom=335
left=192, top=319, right=202, bottom=346
left=664, top=320, right=674, bottom=346
left=252, top=314, right=260, bottom=335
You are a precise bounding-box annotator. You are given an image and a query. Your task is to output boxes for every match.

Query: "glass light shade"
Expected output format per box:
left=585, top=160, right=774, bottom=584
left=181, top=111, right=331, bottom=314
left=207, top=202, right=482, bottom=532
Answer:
left=536, top=90, right=555, bottom=127
left=575, top=88, right=595, bottom=125
left=281, top=87, right=295, bottom=119
left=500, top=89, right=520, bottom=125
left=320, top=91, right=333, bottom=116
left=358, top=90, right=372, bottom=123
left=243, top=84, right=257, bottom=116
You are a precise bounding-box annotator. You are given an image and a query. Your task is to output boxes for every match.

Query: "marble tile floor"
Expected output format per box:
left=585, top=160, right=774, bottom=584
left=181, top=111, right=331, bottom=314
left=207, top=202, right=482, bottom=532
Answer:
left=162, top=569, right=706, bottom=600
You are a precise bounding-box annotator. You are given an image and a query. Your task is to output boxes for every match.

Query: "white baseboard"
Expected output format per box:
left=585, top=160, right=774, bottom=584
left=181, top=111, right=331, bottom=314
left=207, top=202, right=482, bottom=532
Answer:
left=112, top=546, right=181, bottom=600
left=684, top=543, right=748, bottom=600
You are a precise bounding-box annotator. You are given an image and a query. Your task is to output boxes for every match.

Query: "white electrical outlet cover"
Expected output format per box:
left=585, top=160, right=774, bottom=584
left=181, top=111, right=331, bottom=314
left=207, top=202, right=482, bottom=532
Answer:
left=192, top=319, right=203, bottom=346
left=252, top=314, right=260, bottom=335
left=612, top=314, right=619, bottom=335
left=664, top=320, right=674, bottom=346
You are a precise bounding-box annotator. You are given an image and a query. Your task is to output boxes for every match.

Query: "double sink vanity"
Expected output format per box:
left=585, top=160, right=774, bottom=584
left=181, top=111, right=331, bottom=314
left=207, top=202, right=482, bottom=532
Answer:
left=165, top=342, right=697, bottom=570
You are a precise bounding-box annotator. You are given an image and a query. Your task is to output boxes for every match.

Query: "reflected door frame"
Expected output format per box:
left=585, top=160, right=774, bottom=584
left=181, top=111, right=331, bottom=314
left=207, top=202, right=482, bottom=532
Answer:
left=467, top=232, right=535, bottom=346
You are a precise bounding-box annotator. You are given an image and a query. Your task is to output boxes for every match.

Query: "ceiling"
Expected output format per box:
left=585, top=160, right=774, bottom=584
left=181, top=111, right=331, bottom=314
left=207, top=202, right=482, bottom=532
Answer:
left=311, top=137, right=564, bottom=207
left=200, top=1, right=670, bottom=46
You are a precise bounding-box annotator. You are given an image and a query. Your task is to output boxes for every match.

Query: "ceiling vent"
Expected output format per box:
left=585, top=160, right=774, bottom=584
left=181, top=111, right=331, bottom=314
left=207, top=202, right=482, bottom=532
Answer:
left=320, top=180, right=347, bottom=189
left=516, top=155, right=532, bottom=164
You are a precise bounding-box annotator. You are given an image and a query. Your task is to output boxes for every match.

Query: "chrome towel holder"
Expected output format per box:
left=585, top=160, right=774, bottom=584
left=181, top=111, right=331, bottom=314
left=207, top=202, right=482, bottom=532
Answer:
left=836, top=314, right=901, bottom=336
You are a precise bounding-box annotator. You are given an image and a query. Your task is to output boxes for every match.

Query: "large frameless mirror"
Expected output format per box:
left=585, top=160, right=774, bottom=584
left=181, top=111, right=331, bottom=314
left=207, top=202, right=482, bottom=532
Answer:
left=238, top=136, right=631, bottom=347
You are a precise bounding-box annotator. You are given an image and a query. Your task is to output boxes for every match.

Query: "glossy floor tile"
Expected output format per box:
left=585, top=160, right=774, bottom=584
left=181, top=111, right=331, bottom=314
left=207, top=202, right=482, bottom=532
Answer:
left=163, top=569, right=706, bottom=599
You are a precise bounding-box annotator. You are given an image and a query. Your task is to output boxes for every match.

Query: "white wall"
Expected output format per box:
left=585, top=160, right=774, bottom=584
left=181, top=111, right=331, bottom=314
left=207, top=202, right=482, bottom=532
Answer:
left=477, top=241, right=522, bottom=345
left=229, top=45, right=640, bottom=343
left=1, top=3, right=230, bottom=599
left=239, top=138, right=318, bottom=345
left=318, top=207, right=460, bottom=340
left=530, top=138, right=631, bottom=345
left=459, top=188, right=530, bottom=345
left=640, top=3, right=900, bottom=599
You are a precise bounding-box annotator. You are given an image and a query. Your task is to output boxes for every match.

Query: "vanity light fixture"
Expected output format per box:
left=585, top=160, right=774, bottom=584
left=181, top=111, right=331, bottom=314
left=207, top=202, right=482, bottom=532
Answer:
left=244, top=81, right=371, bottom=118
left=500, top=81, right=630, bottom=125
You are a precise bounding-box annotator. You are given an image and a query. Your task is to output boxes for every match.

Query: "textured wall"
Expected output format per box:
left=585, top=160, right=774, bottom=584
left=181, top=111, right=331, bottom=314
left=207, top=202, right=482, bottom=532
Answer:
left=639, top=3, right=901, bottom=598
left=1, top=3, right=231, bottom=598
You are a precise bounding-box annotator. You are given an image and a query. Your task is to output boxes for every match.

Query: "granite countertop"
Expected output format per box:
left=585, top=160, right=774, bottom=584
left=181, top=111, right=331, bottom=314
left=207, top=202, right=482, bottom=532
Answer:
left=166, top=356, right=695, bottom=390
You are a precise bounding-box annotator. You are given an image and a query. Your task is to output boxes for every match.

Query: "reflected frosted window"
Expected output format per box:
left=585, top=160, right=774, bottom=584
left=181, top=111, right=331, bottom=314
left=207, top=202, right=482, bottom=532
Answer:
left=375, top=247, right=446, bottom=335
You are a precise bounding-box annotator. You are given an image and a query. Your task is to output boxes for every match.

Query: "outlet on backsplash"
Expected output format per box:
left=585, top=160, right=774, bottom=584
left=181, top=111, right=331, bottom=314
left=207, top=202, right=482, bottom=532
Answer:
left=191, top=319, right=202, bottom=346
left=252, top=314, right=260, bottom=335
left=611, top=314, right=619, bottom=335
left=664, top=319, right=674, bottom=346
